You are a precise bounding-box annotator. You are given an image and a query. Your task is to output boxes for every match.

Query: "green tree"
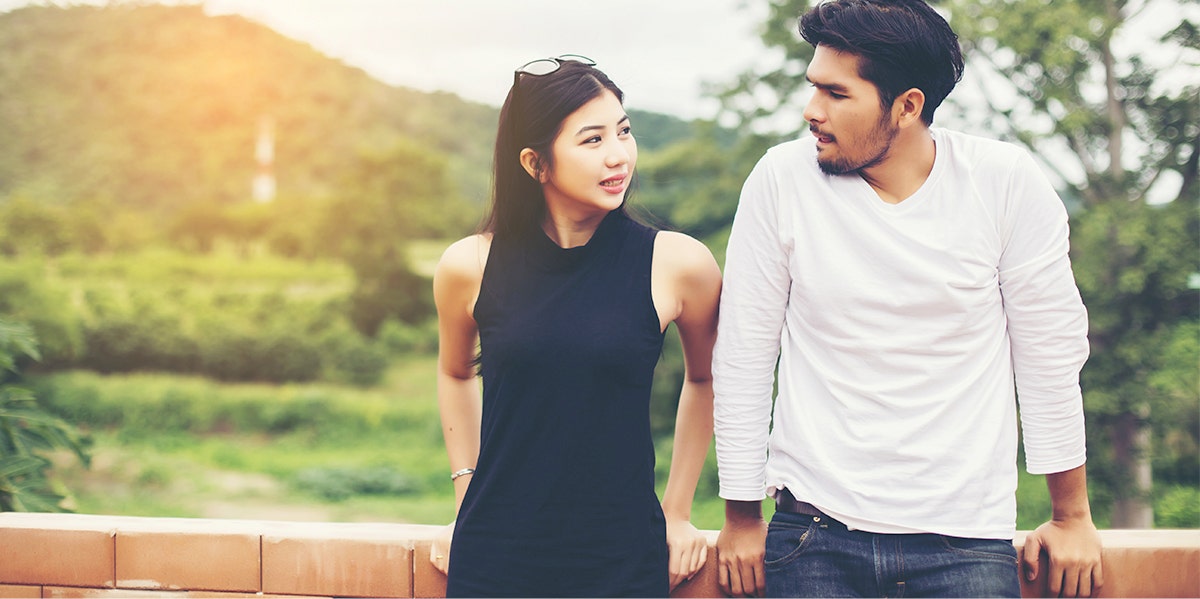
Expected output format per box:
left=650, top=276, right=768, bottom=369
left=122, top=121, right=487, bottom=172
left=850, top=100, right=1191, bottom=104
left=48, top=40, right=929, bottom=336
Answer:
left=716, top=0, right=1199, bottom=526
left=0, top=318, right=91, bottom=512
left=944, top=0, right=1199, bottom=528
left=636, top=127, right=773, bottom=241
left=0, top=196, right=71, bottom=256
left=1069, top=197, right=1200, bottom=526
left=321, top=141, right=468, bottom=335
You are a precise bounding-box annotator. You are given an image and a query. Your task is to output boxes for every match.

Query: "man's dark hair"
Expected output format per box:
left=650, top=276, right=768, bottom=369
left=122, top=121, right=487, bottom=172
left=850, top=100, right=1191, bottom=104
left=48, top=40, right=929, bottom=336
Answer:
left=800, top=0, right=964, bottom=124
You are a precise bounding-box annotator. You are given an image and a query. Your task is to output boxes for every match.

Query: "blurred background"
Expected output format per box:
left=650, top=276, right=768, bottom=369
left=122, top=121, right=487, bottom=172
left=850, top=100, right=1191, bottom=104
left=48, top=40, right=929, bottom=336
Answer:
left=0, top=0, right=1195, bottom=531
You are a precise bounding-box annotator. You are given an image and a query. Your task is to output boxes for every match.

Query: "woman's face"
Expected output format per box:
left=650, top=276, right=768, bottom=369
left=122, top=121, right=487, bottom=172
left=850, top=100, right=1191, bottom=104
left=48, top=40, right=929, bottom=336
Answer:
left=532, top=90, right=636, bottom=218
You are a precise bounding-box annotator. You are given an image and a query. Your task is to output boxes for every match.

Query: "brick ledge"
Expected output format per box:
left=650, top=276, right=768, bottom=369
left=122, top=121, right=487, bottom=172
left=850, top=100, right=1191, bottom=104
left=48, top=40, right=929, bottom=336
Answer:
left=1, top=513, right=1197, bottom=597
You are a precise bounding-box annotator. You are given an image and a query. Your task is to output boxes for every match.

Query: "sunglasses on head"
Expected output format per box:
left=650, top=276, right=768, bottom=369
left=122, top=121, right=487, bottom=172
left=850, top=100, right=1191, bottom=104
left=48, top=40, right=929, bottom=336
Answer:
left=513, top=54, right=597, bottom=87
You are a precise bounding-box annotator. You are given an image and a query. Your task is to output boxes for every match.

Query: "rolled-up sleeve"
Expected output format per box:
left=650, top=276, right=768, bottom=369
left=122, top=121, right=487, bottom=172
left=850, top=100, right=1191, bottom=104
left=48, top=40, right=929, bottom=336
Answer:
left=713, top=155, right=792, bottom=500
left=997, top=151, right=1090, bottom=475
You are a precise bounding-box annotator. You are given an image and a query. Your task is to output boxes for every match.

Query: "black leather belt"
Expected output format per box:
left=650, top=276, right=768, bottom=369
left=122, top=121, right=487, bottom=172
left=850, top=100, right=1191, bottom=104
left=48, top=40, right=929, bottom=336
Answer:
left=775, top=488, right=825, bottom=517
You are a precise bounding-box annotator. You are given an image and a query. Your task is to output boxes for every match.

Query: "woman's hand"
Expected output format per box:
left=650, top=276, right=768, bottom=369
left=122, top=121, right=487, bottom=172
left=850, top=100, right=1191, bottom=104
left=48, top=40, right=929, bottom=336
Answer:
left=429, top=521, right=455, bottom=576
left=666, top=516, right=709, bottom=590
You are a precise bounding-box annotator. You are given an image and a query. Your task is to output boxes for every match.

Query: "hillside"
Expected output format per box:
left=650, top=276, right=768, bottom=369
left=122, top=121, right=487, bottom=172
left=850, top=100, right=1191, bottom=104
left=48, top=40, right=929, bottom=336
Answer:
left=0, top=4, right=712, bottom=221
left=0, top=3, right=507, bottom=212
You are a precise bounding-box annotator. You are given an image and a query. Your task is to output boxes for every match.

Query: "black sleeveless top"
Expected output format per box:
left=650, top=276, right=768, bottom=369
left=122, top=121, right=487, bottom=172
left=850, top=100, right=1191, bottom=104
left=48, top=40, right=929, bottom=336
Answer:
left=446, top=210, right=668, bottom=598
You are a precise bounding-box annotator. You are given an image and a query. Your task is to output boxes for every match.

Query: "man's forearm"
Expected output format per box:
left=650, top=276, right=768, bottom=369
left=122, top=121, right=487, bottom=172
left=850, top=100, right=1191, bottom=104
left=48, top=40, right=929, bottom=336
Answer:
left=1045, top=464, right=1093, bottom=520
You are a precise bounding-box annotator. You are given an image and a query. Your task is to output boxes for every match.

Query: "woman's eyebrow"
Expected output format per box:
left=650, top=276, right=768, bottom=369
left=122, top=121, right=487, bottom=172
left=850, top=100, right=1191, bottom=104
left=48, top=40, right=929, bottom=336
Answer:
left=574, top=115, right=630, bottom=136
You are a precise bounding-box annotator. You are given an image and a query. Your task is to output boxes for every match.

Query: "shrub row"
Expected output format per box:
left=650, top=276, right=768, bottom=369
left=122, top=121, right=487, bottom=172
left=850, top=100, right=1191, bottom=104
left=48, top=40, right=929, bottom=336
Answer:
left=74, top=315, right=390, bottom=386
left=0, top=256, right=439, bottom=386
left=30, top=370, right=442, bottom=441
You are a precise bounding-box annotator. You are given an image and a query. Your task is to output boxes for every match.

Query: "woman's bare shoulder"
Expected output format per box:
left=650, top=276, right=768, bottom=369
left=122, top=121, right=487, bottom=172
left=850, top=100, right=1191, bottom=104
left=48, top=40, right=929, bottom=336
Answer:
left=435, top=233, right=493, bottom=283
left=654, top=231, right=720, bottom=282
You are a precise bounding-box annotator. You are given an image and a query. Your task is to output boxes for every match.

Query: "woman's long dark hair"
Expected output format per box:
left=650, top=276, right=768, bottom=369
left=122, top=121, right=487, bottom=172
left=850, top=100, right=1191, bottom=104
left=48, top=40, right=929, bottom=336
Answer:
left=480, top=59, right=630, bottom=239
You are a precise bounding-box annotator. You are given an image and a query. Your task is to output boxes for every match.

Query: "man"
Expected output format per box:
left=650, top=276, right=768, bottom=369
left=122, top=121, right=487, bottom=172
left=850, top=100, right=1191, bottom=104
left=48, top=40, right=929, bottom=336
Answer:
left=712, top=0, right=1104, bottom=597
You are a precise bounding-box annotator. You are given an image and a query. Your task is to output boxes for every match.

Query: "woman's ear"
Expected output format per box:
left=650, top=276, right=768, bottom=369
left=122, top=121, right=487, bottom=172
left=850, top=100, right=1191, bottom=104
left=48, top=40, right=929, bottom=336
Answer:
left=519, top=148, right=545, bottom=182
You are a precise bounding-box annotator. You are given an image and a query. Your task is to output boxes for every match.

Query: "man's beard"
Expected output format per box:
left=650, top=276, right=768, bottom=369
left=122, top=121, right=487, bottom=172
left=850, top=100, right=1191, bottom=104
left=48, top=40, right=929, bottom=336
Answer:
left=815, top=116, right=899, bottom=176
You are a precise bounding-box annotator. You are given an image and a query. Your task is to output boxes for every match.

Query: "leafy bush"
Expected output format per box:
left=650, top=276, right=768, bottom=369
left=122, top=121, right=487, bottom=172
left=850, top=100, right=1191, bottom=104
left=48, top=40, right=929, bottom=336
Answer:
left=82, top=314, right=200, bottom=374
left=64, top=272, right=385, bottom=385
left=294, top=465, right=419, bottom=501
left=0, top=251, right=405, bottom=386
left=320, top=325, right=389, bottom=387
left=0, top=261, right=83, bottom=367
left=378, top=318, right=438, bottom=355
left=1156, top=485, right=1200, bottom=528
left=30, top=370, right=437, bottom=441
left=0, top=319, right=91, bottom=512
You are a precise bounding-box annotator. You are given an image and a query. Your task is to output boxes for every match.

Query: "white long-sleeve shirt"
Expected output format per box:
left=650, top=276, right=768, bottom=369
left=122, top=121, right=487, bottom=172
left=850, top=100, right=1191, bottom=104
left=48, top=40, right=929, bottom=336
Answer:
left=713, top=128, right=1089, bottom=539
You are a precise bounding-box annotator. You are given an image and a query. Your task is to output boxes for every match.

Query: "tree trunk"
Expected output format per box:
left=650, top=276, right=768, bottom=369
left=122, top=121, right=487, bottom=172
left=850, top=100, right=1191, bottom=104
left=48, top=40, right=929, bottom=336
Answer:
left=1110, top=409, right=1154, bottom=528
left=1102, top=0, right=1125, bottom=183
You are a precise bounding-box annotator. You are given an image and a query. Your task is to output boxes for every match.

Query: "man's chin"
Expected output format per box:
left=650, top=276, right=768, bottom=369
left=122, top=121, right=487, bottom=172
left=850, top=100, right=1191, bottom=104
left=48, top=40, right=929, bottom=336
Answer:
left=816, top=157, right=854, bottom=176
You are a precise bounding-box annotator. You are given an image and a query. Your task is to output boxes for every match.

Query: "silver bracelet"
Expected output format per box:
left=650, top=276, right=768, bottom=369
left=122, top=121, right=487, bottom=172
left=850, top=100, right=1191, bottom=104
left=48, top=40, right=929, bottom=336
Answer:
left=450, top=468, right=475, bottom=481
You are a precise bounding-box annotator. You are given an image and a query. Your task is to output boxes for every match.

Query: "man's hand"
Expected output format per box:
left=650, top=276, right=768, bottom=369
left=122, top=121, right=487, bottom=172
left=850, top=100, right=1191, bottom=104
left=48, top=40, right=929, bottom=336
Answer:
left=1022, top=516, right=1103, bottom=598
left=716, top=500, right=769, bottom=597
left=1023, top=465, right=1104, bottom=597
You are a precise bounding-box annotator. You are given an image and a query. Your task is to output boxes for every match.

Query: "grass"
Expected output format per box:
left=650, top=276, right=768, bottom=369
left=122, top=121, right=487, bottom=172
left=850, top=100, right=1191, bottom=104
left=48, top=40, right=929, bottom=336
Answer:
left=41, top=353, right=739, bottom=529
left=40, top=351, right=1066, bottom=533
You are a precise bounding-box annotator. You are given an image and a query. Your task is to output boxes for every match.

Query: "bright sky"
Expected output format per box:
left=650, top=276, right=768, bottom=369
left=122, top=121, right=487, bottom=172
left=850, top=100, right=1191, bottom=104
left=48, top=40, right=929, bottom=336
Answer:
left=1, top=0, right=1192, bottom=201
left=2, top=1, right=1191, bottom=119
left=0, top=0, right=773, bottom=120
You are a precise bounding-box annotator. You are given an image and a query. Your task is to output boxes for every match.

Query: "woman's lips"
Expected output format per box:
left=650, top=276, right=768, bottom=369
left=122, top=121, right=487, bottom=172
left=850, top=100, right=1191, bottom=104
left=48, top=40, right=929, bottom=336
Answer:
left=600, top=174, right=627, bottom=194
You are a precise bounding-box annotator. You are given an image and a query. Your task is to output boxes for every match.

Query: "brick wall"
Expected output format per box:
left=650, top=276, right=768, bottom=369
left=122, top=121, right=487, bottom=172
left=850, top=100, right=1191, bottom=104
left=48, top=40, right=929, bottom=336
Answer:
left=1, top=513, right=1197, bottom=597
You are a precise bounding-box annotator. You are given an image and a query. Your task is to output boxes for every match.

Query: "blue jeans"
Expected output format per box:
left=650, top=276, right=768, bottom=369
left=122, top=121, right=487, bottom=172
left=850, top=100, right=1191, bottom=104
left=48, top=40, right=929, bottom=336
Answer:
left=764, top=510, right=1021, bottom=598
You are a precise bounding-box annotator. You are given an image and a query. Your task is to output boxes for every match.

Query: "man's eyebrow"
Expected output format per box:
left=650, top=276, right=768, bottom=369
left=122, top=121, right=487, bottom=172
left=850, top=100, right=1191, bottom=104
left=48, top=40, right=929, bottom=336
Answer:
left=806, top=76, right=850, bottom=93
left=574, top=114, right=630, bottom=135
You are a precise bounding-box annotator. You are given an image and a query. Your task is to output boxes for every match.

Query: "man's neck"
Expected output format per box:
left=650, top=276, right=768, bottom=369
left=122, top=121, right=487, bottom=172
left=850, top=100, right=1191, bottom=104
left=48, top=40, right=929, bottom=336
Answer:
left=859, top=127, right=936, bottom=205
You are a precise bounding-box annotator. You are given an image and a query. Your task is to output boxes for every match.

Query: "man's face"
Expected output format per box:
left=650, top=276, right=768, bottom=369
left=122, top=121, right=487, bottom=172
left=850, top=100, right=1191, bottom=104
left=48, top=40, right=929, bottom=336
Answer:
left=802, top=45, right=899, bottom=176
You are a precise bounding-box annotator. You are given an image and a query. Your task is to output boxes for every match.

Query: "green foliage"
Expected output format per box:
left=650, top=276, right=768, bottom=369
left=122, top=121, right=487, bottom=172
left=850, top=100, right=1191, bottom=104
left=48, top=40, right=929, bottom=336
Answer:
left=636, top=129, right=772, bottom=239
left=377, top=318, right=439, bottom=355
left=946, top=0, right=1198, bottom=206
left=0, top=252, right=395, bottom=385
left=0, top=318, right=91, bottom=512
left=711, top=0, right=816, bottom=136
left=1071, top=199, right=1200, bottom=496
left=1155, top=485, right=1200, bottom=528
left=0, top=260, right=82, bottom=367
left=318, top=324, right=390, bottom=387
left=320, top=142, right=463, bottom=333
left=0, top=4, right=496, bottom=215
left=0, top=4, right=726, bottom=255
left=295, top=466, right=420, bottom=501
left=0, top=196, right=72, bottom=256
left=31, top=369, right=439, bottom=441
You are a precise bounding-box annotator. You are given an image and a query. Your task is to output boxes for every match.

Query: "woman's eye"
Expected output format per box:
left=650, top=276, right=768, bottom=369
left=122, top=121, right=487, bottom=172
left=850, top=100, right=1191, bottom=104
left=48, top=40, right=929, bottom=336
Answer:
left=620, top=126, right=632, bottom=136
left=584, top=135, right=602, bottom=144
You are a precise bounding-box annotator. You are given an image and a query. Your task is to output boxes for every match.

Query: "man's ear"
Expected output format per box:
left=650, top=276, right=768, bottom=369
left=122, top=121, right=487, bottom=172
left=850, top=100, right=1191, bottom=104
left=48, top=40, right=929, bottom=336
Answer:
left=519, top=148, right=545, bottom=182
left=894, top=87, right=926, bottom=128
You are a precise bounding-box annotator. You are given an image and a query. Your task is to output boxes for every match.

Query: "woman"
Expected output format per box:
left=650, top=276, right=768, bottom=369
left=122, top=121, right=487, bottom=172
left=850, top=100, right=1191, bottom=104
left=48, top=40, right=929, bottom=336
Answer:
left=430, top=55, right=721, bottom=597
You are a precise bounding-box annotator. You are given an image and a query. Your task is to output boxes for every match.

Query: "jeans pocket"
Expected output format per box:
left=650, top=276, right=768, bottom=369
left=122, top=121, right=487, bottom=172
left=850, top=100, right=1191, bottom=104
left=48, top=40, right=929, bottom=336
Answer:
left=764, top=512, right=819, bottom=568
left=938, top=536, right=1019, bottom=565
